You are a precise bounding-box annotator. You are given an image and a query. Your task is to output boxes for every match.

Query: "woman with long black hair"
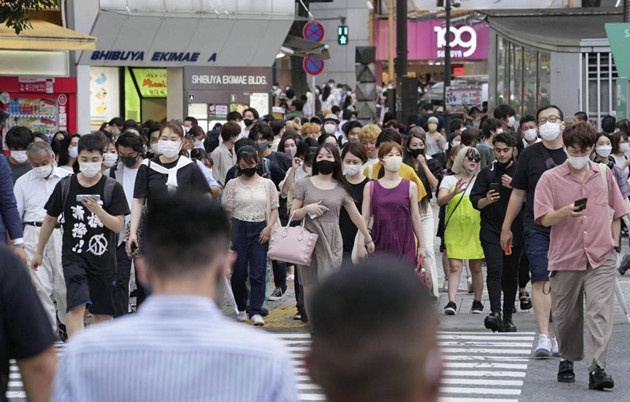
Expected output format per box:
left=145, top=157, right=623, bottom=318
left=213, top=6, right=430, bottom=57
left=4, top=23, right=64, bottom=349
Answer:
left=291, top=143, right=373, bottom=316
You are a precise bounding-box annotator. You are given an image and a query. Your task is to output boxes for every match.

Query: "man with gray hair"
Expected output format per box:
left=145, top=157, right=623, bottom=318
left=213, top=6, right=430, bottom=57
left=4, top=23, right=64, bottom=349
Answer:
left=14, top=141, right=71, bottom=338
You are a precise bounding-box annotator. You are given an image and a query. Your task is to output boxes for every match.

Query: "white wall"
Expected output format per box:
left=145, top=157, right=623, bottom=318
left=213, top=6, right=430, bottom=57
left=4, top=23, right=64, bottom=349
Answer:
left=310, top=0, right=370, bottom=87
left=550, top=52, right=581, bottom=119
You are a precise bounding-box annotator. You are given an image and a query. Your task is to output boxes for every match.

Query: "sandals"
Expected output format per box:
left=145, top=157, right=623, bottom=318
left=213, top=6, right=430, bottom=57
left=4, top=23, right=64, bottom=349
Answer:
left=519, top=291, right=532, bottom=310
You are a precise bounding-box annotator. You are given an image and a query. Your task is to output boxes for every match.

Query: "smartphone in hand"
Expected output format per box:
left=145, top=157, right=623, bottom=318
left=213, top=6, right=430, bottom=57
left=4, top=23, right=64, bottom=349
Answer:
left=489, top=183, right=500, bottom=193
left=574, top=197, right=588, bottom=212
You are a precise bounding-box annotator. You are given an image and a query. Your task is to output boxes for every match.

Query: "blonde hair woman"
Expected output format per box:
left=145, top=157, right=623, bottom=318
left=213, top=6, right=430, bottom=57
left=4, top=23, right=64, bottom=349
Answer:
left=437, top=146, right=484, bottom=316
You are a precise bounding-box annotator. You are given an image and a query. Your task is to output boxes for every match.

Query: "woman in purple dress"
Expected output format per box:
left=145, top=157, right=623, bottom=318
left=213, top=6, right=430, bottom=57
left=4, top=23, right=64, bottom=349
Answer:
left=359, top=142, right=425, bottom=265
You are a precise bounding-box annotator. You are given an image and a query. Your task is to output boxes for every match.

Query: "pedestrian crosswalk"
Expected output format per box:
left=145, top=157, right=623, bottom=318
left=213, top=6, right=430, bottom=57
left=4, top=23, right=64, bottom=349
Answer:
left=6, top=331, right=534, bottom=402
left=271, top=331, right=536, bottom=402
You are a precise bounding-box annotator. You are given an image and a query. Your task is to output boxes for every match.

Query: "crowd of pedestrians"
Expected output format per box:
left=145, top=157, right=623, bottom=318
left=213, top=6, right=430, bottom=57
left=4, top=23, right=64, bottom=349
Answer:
left=1, top=79, right=629, bottom=400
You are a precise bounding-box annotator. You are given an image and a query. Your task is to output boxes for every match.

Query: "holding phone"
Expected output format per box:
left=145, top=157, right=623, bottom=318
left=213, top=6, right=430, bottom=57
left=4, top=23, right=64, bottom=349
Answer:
left=76, top=194, right=101, bottom=202
left=489, top=183, right=500, bottom=193
left=574, top=197, right=588, bottom=212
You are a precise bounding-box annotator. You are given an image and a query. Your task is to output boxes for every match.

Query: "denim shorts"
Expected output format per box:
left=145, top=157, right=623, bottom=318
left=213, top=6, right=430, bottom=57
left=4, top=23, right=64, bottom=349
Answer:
left=523, top=227, right=550, bottom=283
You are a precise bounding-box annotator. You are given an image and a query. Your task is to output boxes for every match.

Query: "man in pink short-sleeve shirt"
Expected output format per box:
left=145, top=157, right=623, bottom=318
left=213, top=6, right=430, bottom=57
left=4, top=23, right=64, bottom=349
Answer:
left=534, top=122, right=629, bottom=390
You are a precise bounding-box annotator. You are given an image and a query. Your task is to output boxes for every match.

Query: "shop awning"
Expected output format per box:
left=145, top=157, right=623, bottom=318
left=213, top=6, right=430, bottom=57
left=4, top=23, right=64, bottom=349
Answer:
left=282, top=35, right=330, bottom=61
left=483, top=8, right=623, bottom=53
left=0, top=20, right=96, bottom=51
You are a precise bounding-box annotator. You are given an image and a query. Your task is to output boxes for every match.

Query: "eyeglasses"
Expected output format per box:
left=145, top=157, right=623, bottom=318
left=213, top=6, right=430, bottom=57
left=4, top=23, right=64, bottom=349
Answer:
left=538, top=115, right=561, bottom=125
left=466, top=155, right=481, bottom=163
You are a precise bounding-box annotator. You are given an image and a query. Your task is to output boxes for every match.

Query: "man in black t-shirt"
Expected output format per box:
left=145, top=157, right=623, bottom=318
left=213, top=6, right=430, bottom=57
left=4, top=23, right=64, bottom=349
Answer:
left=501, top=105, right=567, bottom=359
left=32, top=134, right=129, bottom=338
left=1, top=245, right=57, bottom=402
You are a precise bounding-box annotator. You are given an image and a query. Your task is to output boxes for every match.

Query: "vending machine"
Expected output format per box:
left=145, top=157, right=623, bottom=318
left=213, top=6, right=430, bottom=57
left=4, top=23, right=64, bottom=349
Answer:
left=0, top=77, right=77, bottom=145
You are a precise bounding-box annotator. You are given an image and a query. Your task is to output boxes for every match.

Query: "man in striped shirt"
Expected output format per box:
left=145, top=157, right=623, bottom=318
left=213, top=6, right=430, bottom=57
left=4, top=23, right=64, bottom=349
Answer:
left=53, top=194, right=298, bottom=402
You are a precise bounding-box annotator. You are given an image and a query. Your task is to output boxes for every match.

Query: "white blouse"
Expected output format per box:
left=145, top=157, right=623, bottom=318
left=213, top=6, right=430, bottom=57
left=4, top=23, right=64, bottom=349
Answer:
left=222, top=177, right=279, bottom=222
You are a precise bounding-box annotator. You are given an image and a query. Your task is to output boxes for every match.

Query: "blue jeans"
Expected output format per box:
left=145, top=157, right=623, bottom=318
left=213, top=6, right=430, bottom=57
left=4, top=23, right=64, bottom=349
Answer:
left=231, top=219, right=268, bottom=316
left=523, top=227, right=550, bottom=283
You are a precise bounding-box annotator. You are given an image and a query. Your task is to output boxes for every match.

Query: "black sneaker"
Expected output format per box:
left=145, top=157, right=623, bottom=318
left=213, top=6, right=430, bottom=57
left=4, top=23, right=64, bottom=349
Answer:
left=444, top=301, right=457, bottom=315
left=471, top=300, right=484, bottom=314
left=558, top=360, right=575, bottom=383
left=267, top=286, right=286, bottom=301
left=589, top=366, right=614, bottom=390
left=519, top=291, right=533, bottom=310
left=499, top=317, right=517, bottom=332
left=57, top=323, right=68, bottom=342
left=484, top=312, right=502, bottom=332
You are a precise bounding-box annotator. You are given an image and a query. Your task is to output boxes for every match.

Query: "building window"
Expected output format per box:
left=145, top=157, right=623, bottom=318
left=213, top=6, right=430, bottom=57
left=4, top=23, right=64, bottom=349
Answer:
left=538, top=52, right=551, bottom=108
left=510, top=44, right=523, bottom=116
left=496, top=37, right=508, bottom=105
left=584, top=52, right=617, bottom=125
left=523, top=48, right=538, bottom=116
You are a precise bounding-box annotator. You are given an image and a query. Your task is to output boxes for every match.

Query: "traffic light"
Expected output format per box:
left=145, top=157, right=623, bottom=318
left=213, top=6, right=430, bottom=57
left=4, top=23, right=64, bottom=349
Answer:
left=337, top=25, right=348, bottom=45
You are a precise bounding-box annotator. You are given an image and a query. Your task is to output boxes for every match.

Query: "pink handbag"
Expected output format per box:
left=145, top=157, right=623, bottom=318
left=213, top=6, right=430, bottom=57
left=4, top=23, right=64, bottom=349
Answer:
left=268, top=213, right=319, bottom=266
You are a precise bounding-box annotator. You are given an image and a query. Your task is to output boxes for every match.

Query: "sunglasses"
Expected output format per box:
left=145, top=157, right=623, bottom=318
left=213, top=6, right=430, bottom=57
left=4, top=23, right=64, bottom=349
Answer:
left=466, top=155, right=481, bottom=163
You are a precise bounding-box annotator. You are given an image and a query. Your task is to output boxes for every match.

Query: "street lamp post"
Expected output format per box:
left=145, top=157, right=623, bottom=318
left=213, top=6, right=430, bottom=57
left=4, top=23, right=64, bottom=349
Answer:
left=442, top=0, right=460, bottom=133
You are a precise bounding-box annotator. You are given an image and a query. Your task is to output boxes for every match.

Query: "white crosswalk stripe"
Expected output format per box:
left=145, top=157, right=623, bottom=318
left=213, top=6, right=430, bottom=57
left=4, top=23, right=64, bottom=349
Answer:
left=271, top=330, right=535, bottom=402
left=6, top=332, right=534, bottom=402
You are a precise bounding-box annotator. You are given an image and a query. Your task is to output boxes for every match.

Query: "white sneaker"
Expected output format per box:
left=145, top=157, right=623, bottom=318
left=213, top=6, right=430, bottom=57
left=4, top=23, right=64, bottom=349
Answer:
left=467, top=276, right=474, bottom=294
left=236, top=311, right=247, bottom=322
left=251, top=314, right=265, bottom=326
left=535, top=335, right=552, bottom=359
left=286, top=274, right=295, bottom=282
left=551, top=337, right=559, bottom=357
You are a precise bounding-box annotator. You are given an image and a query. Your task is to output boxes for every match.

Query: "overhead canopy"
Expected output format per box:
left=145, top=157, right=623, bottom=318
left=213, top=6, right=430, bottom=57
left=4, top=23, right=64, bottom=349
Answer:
left=0, top=20, right=96, bottom=51
left=282, top=35, right=330, bottom=61
left=483, top=8, right=623, bottom=53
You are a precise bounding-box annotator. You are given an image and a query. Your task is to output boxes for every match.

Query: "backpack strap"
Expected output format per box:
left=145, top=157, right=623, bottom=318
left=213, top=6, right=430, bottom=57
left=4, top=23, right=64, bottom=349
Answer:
left=262, top=158, right=271, bottom=178
left=60, top=175, right=72, bottom=209
left=103, top=176, right=117, bottom=208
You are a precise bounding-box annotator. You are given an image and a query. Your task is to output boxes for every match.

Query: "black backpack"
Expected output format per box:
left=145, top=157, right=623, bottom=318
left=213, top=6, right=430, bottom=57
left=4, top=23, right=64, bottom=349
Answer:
left=59, top=175, right=118, bottom=210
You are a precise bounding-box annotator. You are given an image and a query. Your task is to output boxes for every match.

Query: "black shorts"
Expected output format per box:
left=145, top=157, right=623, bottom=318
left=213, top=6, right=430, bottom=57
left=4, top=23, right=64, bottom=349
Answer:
left=64, top=263, right=116, bottom=316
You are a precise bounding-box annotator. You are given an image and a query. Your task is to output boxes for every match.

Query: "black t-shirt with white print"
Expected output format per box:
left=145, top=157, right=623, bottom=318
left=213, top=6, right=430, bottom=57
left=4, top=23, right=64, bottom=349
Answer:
left=45, top=175, right=129, bottom=274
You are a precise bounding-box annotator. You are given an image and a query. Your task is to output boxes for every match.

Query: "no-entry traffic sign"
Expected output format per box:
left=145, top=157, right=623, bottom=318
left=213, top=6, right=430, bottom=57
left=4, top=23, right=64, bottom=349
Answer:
left=303, top=56, right=325, bottom=76
left=303, top=21, right=325, bottom=43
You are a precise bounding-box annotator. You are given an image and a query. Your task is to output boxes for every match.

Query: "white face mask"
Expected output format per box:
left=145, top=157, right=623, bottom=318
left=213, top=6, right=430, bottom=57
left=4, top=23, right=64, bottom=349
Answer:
left=303, top=166, right=312, bottom=175
left=68, top=146, right=78, bottom=159
left=103, top=153, right=118, bottom=168
left=383, top=155, right=403, bottom=172
left=523, top=128, right=538, bottom=142
left=11, top=150, right=28, bottom=163
left=151, top=143, right=161, bottom=155
left=620, top=143, right=630, bottom=153
left=451, top=140, right=461, bottom=147
left=567, top=155, right=590, bottom=170
left=324, top=123, right=337, bottom=134
left=596, top=146, right=612, bottom=158
left=343, top=164, right=362, bottom=176
left=32, top=164, right=53, bottom=179
left=159, top=140, right=182, bottom=158
left=79, top=162, right=102, bottom=178
left=496, top=128, right=504, bottom=134
left=194, top=140, right=205, bottom=149
left=539, top=122, right=561, bottom=141
left=507, top=116, right=516, bottom=128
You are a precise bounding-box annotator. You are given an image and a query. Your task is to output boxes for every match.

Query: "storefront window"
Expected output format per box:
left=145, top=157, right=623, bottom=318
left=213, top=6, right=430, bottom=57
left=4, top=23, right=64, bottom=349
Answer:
left=523, top=48, right=538, bottom=116
left=538, top=52, right=551, bottom=108
left=496, top=37, right=508, bottom=105
left=510, top=45, right=523, bottom=115
left=125, top=67, right=140, bottom=122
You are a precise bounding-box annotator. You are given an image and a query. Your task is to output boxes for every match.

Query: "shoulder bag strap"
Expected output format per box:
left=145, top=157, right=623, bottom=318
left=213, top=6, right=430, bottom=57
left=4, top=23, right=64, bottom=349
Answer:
left=444, top=175, right=476, bottom=231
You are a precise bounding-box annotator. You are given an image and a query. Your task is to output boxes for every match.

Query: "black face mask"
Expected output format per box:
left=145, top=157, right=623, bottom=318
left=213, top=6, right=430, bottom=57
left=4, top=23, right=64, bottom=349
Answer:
left=408, top=148, right=424, bottom=158
left=316, top=160, right=336, bottom=175
left=121, top=155, right=138, bottom=168
left=241, top=167, right=257, bottom=177
left=243, top=119, right=254, bottom=127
